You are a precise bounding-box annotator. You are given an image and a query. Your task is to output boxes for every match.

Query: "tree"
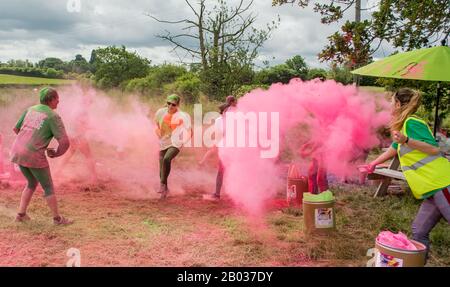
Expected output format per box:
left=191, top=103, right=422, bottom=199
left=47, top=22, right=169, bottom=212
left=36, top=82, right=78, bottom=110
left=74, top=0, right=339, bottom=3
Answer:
left=255, top=55, right=310, bottom=84
left=319, top=20, right=373, bottom=68
left=38, top=57, right=67, bottom=71
left=92, top=46, right=151, bottom=88
left=149, top=0, right=278, bottom=100
left=125, top=64, right=187, bottom=95
left=170, top=73, right=202, bottom=103
left=285, top=55, right=309, bottom=80
left=6, top=59, right=33, bottom=68
left=44, top=68, right=64, bottom=79
left=89, top=50, right=97, bottom=73
left=376, top=77, right=450, bottom=124
left=255, top=64, right=298, bottom=84
left=307, top=68, right=327, bottom=80
left=69, top=54, right=90, bottom=74
left=328, top=65, right=353, bottom=85
left=272, top=1, right=450, bottom=68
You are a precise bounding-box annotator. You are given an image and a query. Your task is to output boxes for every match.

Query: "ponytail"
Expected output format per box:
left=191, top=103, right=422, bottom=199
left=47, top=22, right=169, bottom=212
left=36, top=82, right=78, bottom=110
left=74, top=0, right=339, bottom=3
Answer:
left=390, top=88, right=422, bottom=131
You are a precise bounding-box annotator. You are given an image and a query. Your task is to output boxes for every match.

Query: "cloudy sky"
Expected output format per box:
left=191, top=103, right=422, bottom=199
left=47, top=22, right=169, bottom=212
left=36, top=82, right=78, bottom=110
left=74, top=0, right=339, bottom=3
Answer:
left=0, top=0, right=391, bottom=68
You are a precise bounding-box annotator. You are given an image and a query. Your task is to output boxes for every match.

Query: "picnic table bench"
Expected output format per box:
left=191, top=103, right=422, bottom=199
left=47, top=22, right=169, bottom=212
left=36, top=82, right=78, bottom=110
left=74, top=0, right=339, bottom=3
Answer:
left=367, top=147, right=450, bottom=197
left=367, top=156, right=405, bottom=197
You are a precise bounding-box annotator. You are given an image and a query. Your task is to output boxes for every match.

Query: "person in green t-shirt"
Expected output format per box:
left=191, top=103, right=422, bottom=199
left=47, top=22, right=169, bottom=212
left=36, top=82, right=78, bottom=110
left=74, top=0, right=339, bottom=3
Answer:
left=365, top=88, right=450, bottom=257
left=154, top=94, right=191, bottom=199
left=11, top=87, right=72, bottom=225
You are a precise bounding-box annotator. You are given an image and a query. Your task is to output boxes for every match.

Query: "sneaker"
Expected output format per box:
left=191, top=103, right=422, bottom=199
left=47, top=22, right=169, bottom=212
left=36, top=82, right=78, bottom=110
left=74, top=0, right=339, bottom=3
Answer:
left=53, top=216, right=74, bottom=226
left=202, top=194, right=220, bottom=201
left=15, top=213, right=31, bottom=222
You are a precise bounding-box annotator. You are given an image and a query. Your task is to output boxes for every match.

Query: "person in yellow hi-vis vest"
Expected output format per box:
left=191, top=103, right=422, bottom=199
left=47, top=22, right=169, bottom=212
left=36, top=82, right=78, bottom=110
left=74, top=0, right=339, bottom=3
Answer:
left=367, top=88, right=450, bottom=256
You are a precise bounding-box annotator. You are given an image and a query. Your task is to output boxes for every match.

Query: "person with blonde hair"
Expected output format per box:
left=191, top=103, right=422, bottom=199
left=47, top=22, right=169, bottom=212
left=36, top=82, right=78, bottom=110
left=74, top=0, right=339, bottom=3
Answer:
left=366, top=88, right=450, bottom=255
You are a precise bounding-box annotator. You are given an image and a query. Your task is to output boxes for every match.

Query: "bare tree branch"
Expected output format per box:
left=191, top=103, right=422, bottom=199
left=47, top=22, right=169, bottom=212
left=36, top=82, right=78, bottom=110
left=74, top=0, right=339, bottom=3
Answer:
left=185, top=0, right=200, bottom=18
left=158, top=33, right=202, bottom=55
left=146, top=13, right=187, bottom=25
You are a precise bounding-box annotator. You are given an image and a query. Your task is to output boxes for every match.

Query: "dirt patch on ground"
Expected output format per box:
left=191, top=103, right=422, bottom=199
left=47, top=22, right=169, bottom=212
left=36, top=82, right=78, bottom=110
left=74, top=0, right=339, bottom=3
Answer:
left=0, top=176, right=320, bottom=266
left=0, top=151, right=448, bottom=267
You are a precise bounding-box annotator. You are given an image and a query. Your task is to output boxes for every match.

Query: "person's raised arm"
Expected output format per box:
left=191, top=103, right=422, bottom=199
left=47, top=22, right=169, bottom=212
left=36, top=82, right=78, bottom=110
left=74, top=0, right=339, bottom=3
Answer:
left=367, top=146, right=397, bottom=173
left=393, top=131, right=440, bottom=156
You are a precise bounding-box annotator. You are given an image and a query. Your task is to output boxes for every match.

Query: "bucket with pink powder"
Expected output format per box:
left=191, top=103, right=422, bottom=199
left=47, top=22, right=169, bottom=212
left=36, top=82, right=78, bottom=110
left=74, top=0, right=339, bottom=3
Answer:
left=369, top=231, right=427, bottom=267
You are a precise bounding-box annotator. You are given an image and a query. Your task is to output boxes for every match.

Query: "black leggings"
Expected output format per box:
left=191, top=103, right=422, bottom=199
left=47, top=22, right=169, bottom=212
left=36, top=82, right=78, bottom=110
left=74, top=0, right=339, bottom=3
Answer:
left=159, top=147, right=180, bottom=185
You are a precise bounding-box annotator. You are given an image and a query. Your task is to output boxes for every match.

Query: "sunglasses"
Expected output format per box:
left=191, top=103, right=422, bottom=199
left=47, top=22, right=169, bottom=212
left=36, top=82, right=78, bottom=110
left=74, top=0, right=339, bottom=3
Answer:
left=167, top=102, right=177, bottom=107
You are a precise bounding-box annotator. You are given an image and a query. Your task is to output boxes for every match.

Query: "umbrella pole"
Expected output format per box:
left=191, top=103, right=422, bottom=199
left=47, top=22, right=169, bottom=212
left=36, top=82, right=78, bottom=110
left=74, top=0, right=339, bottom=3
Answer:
left=433, top=82, right=441, bottom=137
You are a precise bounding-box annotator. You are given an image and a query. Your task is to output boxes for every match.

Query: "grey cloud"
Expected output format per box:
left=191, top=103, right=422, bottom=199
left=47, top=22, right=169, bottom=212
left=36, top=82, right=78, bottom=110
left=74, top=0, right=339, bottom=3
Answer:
left=0, top=0, right=393, bottom=67
left=0, top=0, right=81, bottom=31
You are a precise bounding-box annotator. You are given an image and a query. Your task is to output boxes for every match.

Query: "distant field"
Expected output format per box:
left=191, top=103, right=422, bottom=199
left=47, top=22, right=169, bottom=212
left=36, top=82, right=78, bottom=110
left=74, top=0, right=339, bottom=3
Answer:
left=0, top=74, right=74, bottom=85
left=359, top=86, right=386, bottom=93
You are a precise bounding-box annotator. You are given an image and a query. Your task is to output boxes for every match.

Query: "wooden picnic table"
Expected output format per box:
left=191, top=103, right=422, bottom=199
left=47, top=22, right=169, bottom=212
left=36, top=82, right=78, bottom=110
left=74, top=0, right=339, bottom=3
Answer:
left=367, top=156, right=405, bottom=197
left=368, top=148, right=449, bottom=197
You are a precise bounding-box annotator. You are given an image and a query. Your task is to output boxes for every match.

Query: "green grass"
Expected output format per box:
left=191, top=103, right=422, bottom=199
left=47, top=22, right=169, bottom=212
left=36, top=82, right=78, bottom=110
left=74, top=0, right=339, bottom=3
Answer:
left=359, top=86, right=386, bottom=93
left=0, top=86, right=447, bottom=266
left=277, top=184, right=450, bottom=266
left=0, top=74, right=75, bottom=85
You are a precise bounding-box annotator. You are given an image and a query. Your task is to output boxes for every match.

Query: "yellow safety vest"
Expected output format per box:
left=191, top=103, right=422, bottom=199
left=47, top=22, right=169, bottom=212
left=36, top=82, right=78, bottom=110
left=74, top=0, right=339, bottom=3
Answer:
left=397, top=116, right=450, bottom=199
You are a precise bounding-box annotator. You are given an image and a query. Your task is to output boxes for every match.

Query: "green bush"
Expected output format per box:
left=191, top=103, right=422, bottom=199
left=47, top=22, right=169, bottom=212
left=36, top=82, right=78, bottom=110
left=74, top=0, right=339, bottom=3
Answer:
left=44, top=68, right=63, bottom=78
left=255, top=64, right=299, bottom=85
left=125, top=77, right=153, bottom=94
left=0, top=66, right=65, bottom=79
left=329, top=66, right=354, bottom=85
left=233, top=84, right=269, bottom=98
left=93, top=46, right=151, bottom=88
left=307, top=68, right=328, bottom=80
left=171, top=73, right=201, bottom=103
left=125, top=64, right=188, bottom=96
left=151, top=64, right=187, bottom=86
left=359, top=75, right=379, bottom=86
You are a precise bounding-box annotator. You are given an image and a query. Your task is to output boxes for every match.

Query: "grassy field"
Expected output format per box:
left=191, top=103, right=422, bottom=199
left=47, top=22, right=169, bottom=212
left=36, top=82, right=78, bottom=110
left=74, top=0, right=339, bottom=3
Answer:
left=0, top=85, right=447, bottom=267
left=0, top=152, right=448, bottom=267
left=359, top=86, right=387, bottom=93
left=0, top=74, right=75, bottom=86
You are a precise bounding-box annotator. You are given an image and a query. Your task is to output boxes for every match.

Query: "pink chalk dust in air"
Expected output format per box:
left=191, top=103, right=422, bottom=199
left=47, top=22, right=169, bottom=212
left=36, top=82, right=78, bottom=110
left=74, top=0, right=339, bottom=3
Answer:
left=54, top=84, right=215, bottom=197
left=52, top=84, right=161, bottom=193
left=219, top=78, right=391, bottom=216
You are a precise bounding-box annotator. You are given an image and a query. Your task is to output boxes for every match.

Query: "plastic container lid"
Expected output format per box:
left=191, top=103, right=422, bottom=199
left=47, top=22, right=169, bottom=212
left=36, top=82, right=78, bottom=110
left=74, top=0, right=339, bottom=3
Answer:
left=303, top=190, right=334, bottom=202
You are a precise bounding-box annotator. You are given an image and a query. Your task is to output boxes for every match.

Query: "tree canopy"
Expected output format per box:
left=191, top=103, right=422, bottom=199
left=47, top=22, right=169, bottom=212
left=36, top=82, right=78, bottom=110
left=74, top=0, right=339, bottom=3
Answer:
left=272, top=0, right=450, bottom=67
left=92, top=46, right=151, bottom=88
left=150, top=0, right=278, bottom=99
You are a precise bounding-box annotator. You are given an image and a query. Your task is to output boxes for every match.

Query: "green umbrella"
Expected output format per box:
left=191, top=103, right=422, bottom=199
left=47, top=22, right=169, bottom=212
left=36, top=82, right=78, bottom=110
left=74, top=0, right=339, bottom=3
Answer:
left=352, top=45, right=450, bottom=135
left=351, top=46, right=450, bottom=82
